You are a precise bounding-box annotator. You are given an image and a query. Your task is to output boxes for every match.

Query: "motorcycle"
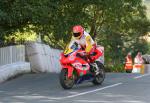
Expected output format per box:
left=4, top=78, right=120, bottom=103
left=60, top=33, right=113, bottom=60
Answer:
left=59, top=43, right=105, bottom=89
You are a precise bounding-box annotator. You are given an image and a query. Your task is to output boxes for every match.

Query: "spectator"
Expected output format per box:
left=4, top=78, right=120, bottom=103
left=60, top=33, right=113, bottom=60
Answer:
left=132, top=52, right=144, bottom=73
left=134, top=52, right=144, bottom=64
left=124, top=52, right=133, bottom=73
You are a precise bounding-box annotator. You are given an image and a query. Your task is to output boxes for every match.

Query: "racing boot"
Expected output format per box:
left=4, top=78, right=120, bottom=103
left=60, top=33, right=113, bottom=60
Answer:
left=90, top=63, right=99, bottom=75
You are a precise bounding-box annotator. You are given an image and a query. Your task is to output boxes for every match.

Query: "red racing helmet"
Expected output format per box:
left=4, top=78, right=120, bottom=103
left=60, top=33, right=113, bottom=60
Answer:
left=72, top=25, right=84, bottom=39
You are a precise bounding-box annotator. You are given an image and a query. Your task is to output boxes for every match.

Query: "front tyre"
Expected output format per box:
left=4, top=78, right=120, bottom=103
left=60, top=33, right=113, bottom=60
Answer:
left=59, top=69, right=74, bottom=89
left=92, top=61, right=105, bottom=85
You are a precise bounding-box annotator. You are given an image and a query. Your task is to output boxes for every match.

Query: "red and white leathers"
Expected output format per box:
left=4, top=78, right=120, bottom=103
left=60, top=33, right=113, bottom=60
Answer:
left=68, top=31, right=103, bottom=61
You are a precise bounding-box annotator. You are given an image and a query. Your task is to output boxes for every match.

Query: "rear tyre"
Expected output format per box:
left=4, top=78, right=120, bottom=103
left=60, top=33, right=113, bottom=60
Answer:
left=59, top=69, right=75, bottom=89
left=92, top=61, right=105, bottom=85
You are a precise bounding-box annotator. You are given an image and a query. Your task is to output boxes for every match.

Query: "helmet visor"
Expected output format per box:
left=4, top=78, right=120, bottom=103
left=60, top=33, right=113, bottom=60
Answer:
left=73, top=32, right=81, bottom=37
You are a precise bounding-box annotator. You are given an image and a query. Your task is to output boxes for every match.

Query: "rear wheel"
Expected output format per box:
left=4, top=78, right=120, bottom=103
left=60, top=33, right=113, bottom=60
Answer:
left=59, top=69, right=75, bottom=89
left=92, top=61, right=105, bottom=85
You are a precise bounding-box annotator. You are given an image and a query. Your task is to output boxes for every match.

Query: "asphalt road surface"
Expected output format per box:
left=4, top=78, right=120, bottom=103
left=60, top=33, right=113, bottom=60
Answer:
left=0, top=73, right=150, bottom=103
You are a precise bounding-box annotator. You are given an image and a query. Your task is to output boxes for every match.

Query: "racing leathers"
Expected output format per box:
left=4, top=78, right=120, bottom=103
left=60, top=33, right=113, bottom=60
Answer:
left=68, top=31, right=103, bottom=61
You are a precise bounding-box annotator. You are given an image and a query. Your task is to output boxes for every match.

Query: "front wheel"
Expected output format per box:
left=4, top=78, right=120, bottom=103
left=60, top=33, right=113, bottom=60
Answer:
left=59, top=69, right=75, bottom=89
left=92, top=61, right=105, bottom=85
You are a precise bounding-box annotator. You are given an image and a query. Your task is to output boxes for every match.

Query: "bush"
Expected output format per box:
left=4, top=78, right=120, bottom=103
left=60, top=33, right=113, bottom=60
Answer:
left=105, top=64, right=125, bottom=73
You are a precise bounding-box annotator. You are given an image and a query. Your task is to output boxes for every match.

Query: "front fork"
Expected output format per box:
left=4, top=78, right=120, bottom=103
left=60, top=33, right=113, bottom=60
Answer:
left=62, top=65, right=74, bottom=78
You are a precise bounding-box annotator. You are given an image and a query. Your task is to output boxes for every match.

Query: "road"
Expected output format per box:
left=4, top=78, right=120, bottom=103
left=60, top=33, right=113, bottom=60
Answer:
left=0, top=73, right=150, bottom=103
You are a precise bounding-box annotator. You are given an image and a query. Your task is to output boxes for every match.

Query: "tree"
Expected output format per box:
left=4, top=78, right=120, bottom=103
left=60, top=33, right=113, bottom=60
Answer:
left=0, top=0, right=149, bottom=67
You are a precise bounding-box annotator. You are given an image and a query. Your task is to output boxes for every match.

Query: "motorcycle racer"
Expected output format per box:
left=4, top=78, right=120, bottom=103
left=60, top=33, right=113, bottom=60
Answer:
left=66, top=25, right=103, bottom=61
left=59, top=25, right=105, bottom=89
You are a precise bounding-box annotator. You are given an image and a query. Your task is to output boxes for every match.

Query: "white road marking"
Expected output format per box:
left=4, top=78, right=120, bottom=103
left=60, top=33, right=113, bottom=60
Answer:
left=75, top=100, right=144, bottom=103
left=75, top=100, right=110, bottom=103
left=13, top=95, right=55, bottom=101
left=69, top=91, right=79, bottom=94
left=54, top=83, right=122, bottom=100
left=134, top=74, right=150, bottom=79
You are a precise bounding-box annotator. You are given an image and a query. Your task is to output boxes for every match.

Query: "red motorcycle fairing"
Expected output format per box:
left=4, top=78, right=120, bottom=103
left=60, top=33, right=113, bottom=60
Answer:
left=72, top=58, right=90, bottom=76
left=60, top=50, right=90, bottom=78
left=61, top=65, right=74, bottom=78
left=60, top=44, right=104, bottom=79
left=60, top=53, right=74, bottom=78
